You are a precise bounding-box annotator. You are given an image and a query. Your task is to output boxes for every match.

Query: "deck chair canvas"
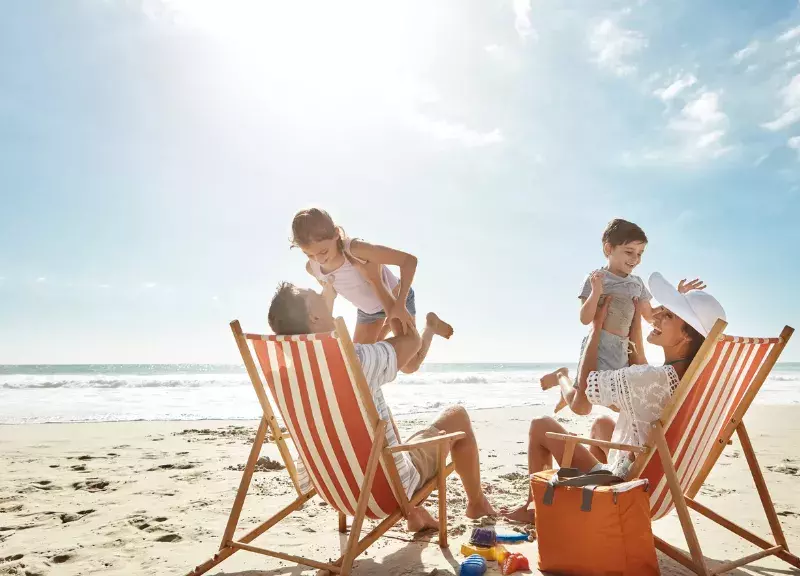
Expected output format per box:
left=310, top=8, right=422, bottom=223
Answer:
left=550, top=319, right=798, bottom=575
left=187, top=318, right=464, bottom=576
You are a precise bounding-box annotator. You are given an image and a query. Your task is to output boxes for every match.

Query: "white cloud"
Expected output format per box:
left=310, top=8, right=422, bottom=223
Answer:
left=35, top=277, right=46, bottom=283
left=410, top=113, right=503, bottom=147
left=589, top=19, right=647, bottom=76
left=654, top=73, right=697, bottom=101
left=787, top=59, right=800, bottom=72
left=777, top=25, right=800, bottom=43
left=789, top=136, right=800, bottom=157
left=762, top=74, right=800, bottom=131
left=669, top=91, right=727, bottom=132
left=754, top=153, right=770, bottom=166
left=143, top=282, right=157, bottom=289
left=512, top=0, right=536, bottom=41
left=732, top=41, right=759, bottom=63
left=99, top=284, right=111, bottom=289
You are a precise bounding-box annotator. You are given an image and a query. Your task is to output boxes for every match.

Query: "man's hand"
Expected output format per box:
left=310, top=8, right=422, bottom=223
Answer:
left=677, top=278, right=706, bottom=294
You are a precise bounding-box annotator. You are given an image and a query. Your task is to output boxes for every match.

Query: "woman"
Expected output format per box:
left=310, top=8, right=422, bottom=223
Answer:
left=504, top=272, right=726, bottom=523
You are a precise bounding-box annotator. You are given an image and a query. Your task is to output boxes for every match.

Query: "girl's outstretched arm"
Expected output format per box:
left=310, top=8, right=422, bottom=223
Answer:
left=349, top=240, right=417, bottom=334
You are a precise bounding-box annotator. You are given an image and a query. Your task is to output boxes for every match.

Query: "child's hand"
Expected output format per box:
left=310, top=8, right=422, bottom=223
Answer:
left=677, top=278, right=706, bottom=293
left=387, top=300, right=415, bottom=335
left=589, top=270, right=604, bottom=296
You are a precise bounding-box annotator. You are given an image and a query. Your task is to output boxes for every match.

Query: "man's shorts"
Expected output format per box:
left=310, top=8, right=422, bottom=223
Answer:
left=406, top=424, right=445, bottom=490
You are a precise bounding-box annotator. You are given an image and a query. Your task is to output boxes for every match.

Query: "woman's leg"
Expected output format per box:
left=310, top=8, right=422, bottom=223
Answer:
left=352, top=319, right=386, bottom=344
left=503, top=416, right=599, bottom=523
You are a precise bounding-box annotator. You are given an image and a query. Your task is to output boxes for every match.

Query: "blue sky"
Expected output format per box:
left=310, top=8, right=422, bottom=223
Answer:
left=1, top=0, right=799, bottom=364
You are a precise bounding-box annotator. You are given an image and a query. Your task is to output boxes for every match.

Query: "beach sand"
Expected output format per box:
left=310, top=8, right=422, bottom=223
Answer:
left=1, top=405, right=799, bottom=575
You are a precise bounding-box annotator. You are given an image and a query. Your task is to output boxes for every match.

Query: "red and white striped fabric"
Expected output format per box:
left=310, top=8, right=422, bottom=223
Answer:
left=643, top=336, right=779, bottom=520
left=249, top=332, right=401, bottom=520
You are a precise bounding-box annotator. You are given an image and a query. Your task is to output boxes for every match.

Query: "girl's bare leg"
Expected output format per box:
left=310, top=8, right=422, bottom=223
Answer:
left=353, top=320, right=386, bottom=344
left=400, top=313, right=453, bottom=374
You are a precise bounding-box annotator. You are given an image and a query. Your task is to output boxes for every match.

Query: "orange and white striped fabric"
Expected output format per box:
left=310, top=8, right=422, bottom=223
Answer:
left=248, top=332, right=401, bottom=520
left=643, top=335, right=780, bottom=520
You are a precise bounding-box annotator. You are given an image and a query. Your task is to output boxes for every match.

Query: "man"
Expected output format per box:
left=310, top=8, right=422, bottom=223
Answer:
left=267, top=277, right=496, bottom=532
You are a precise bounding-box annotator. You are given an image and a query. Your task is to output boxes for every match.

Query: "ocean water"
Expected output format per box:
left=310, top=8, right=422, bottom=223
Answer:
left=1, top=362, right=799, bottom=424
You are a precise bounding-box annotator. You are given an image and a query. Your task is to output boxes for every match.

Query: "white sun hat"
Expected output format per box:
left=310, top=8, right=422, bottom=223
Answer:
left=648, top=272, right=726, bottom=337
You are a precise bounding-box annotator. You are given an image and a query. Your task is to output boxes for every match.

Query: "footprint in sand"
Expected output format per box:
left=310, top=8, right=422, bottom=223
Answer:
left=32, top=480, right=60, bottom=491
left=767, top=463, right=800, bottom=475
left=155, top=533, right=181, bottom=542
left=72, top=479, right=110, bottom=492
left=70, top=464, right=88, bottom=472
left=77, top=455, right=94, bottom=461
left=59, top=510, right=94, bottom=524
left=52, top=553, right=72, bottom=564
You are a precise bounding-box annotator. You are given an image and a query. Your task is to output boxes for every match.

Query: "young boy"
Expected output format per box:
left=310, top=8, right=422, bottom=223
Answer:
left=542, top=218, right=703, bottom=407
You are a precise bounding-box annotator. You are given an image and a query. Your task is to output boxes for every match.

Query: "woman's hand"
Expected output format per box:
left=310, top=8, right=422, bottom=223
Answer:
left=677, top=278, right=706, bottom=294
left=387, top=299, right=415, bottom=335
left=592, top=294, right=612, bottom=331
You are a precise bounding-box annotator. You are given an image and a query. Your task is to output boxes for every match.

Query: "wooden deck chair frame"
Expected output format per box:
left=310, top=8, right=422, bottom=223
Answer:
left=187, top=318, right=464, bottom=576
left=547, top=319, right=797, bottom=575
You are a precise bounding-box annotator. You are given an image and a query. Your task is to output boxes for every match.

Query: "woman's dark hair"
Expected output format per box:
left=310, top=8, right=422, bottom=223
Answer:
left=682, top=321, right=705, bottom=364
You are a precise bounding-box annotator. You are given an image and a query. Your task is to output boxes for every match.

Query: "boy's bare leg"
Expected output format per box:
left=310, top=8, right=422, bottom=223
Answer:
left=400, top=313, right=453, bottom=374
left=353, top=320, right=385, bottom=345
left=540, top=367, right=569, bottom=390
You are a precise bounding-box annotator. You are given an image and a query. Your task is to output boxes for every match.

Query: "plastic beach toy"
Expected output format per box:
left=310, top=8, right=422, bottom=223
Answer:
left=469, top=526, right=496, bottom=547
left=459, top=554, right=487, bottom=576
left=501, top=552, right=530, bottom=575
left=460, top=544, right=495, bottom=561
left=495, top=532, right=529, bottom=543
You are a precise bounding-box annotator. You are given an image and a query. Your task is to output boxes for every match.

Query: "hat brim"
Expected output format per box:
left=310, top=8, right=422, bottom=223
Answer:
left=648, top=272, right=708, bottom=337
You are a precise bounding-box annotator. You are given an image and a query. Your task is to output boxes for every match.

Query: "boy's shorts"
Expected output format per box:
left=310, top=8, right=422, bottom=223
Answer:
left=575, top=330, right=631, bottom=385
left=356, top=288, right=416, bottom=324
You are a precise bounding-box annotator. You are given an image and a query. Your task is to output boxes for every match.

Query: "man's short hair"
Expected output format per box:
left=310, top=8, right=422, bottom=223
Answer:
left=268, top=282, right=310, bottom=335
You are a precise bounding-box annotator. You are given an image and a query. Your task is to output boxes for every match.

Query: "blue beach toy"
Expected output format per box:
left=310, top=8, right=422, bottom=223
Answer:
left=496, top=532, right=530, bottom=543
left=459, top=554, right=487, bottom=576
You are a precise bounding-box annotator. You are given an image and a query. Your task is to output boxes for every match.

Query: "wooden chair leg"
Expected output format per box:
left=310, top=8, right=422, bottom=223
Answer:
left=438, top=445, right=448, bottom=548
left=339, top=512, right=347, bottom=534
left=219, top=417, right=269, bottom=549
left=653, top=422, right=710, bottom=576
left=562, top=438, right=577, bottom=467
left=340, top=422, right=386, bottom=576
left=736, top=422, right=789, bottom=549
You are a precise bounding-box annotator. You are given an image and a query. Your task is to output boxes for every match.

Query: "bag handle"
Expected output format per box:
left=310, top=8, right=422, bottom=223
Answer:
left=542, top=469, right=624, bottom=506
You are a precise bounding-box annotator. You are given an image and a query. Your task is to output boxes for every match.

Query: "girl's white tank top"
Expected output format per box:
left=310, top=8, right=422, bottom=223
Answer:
left=308, top=238, right=399, bottom=314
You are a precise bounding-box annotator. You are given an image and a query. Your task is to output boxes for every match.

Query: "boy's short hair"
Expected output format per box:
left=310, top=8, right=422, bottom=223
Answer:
left=602, top=219, right=648, bottom=247
left=268, top=282, right=310, bottom=335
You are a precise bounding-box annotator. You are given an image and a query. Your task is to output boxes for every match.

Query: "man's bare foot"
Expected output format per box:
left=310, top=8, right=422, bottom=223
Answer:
left=465, top=495, right=497, bottom=519
left=502, top=502, right=535, bottom=524
left=540, top=367, right=569, bottom=391
left=426, top=312, right=454, bottom=339
left=406, top=505, right=439, bottom=533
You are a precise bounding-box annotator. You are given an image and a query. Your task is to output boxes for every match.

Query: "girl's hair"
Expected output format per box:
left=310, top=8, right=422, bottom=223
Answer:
left=682, top=321, right=705, bottom=364
left=290, top=208, right=345, bottom=253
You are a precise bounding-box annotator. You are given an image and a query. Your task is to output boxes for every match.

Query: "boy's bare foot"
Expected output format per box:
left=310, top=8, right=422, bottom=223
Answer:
left=540, top=367, right=569, bottom=390
left=465, top=495, right=497, bottom=519
left=426, top=312, right=454, bottom=339
left=406, top=505, right=439, bottom=532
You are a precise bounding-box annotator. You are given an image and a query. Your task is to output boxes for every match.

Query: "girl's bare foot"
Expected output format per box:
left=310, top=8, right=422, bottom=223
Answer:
left=465, top=495, right=497, bottom=519
left=540, top=367, right=569, bottom=390
left=406, top=505, right=439, bottom=532
left=426, top=312, right=454, bottom=339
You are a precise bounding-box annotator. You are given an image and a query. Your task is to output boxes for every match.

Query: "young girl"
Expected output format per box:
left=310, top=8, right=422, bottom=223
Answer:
left=290, top=207, right=453, bottom=373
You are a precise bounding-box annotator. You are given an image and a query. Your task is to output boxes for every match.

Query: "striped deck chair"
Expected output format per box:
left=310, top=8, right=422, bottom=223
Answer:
left=550, top=320, right=798, bottom=575
left=187, top=318, right=464, bottom=576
